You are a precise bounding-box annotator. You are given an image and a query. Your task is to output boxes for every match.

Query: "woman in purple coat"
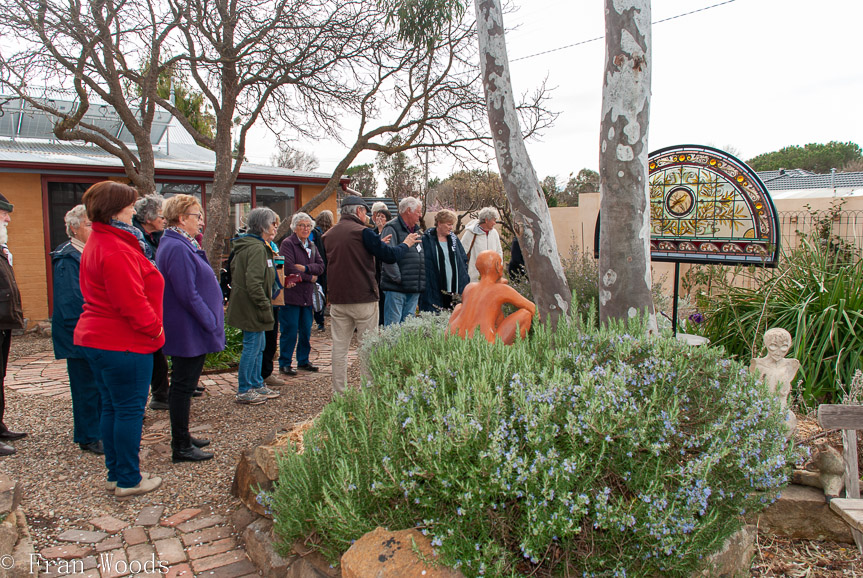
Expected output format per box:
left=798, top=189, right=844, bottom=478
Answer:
left=155, top=195, right=225, bottom=463
left=278, top=212, right=325, bottom=376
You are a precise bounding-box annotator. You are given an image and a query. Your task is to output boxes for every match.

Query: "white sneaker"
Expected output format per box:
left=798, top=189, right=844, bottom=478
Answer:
left=115, top=475, right=162, bottom=497
left=106, top=472, right=153, bottom=491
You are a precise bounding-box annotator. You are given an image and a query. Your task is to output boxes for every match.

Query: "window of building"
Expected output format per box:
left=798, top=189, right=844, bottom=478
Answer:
left=46, top=181, right=96, bottom=251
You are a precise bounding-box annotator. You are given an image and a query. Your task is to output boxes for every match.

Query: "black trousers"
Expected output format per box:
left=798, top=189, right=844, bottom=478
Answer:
left=168, top=354, right=207, bottom=450
left=150, top=348, right=169, bottom=403
left=0, top=329, right=10, bottom=431
left=261, top=307, right=278, bottom=379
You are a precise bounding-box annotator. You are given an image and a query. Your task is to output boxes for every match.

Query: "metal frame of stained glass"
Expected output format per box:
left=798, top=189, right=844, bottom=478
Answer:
left=648, top=144, right=780, bottom=266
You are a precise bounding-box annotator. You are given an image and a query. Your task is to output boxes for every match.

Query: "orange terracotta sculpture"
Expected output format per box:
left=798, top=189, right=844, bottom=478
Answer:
left=448, top=250, right=536, bottom=345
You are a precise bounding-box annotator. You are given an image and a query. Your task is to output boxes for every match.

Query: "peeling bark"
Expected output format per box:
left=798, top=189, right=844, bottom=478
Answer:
left=598, top=0, right=657, bottom=332
left=474, top=0, right=570, bottom=326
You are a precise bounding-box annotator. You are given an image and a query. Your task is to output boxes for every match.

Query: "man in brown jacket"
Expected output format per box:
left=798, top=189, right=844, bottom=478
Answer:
left=0, top=192, right=26, bottom=455
left=322, top=197, right=419, bottom=393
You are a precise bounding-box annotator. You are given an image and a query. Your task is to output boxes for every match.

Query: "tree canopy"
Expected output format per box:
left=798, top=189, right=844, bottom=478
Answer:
left=746, top=141, right=862, bottom=173
left=344, top=164, right=377, bottom=196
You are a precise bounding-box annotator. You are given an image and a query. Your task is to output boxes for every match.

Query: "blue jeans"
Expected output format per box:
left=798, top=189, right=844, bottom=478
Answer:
left=383, top=291, right=420, bottom=326
left=66, top=358, right=101, bottom=445
left=81, top=347, right=152, bottom=489
left=279, top=305, right=313, bottom=369
left=238, top=331, right=265, bottom=393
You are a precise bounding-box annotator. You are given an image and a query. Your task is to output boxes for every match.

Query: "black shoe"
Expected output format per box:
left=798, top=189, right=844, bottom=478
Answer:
left=279, top=366, right=297, bottom=376
left=297, top=363, right=319, bottom=372
left=172, top=445, right=214, bottom=463
left=0, top=430, right=27, bottom=441
left=149, top=400, right=169, bottom=411
left=192, top=387, right=205, bottom=398
left=0, top=442, right=15, bottom=456
left=317, top=325, right=325, bottom=332
left=80, top=440, right=104, bottom=455
left=190, top=437, right=210, bottom=448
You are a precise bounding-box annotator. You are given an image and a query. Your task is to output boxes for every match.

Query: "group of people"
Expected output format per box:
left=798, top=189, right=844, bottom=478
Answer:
left=49, top=183, right=222, bottom=497
left=0, top=179, right=509, bottom=497
left=367, top=200, right=504, bottom=323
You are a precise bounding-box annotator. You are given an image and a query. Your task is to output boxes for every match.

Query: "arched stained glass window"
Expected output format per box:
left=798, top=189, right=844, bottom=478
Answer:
left=648, top=145, right=780, bottom=266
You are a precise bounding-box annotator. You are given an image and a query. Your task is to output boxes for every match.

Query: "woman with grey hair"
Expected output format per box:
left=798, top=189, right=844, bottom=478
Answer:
left=460, top=206, right=503, bottom=282
left=225, top=207, right=283, bottom=405
left=51, top=205, right=102, bottom=455
left=277, top=212, right=324, bottom=375
left=132, top=193, right=170, bottom=410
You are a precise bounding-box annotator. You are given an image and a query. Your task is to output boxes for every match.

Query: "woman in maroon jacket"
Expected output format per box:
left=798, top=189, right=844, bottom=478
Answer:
left=74, top=181, right=165, bottom=498
left=278, top=212, right=325, bottom=375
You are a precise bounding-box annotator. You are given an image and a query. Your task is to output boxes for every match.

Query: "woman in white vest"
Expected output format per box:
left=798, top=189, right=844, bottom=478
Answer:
left=460, top=206, right=503, bottom=282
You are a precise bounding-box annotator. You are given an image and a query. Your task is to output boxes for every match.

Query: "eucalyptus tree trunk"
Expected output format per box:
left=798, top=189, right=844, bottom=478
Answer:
left=598, top=0, right=657, bottom=332
left=474, top=0, right=570, bottom=326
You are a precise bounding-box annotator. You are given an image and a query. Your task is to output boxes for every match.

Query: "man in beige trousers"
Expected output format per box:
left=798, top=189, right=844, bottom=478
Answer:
left=322, top=197, right=419, bottom=393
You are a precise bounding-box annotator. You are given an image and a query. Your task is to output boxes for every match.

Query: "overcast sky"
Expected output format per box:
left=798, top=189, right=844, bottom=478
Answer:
left=244, top=0, right=863, bottom=183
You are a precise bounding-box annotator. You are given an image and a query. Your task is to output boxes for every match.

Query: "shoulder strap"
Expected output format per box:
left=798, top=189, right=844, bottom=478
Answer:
left=466, top=231, right=478, bottom=259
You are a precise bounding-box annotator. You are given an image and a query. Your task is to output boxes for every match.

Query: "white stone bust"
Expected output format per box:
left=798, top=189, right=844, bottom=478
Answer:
left=749, top=327, right=800, bottom=438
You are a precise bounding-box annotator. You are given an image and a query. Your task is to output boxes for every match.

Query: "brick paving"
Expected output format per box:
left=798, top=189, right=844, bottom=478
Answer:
left=8, top=331, right=356, bottom=577
left=6, top=331, right=355, bottom=398
left=34, top=508, right=258, bottom=578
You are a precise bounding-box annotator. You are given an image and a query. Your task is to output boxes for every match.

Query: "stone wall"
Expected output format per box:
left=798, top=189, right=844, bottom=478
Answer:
left=0, top=474, right=37, bottom=577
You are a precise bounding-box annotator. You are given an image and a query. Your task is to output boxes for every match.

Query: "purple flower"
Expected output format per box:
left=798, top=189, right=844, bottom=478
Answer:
left=688, top=312, right=704, bottom=324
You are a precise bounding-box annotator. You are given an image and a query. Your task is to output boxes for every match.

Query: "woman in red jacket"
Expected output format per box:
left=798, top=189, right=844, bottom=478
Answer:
left=74, top=181, right=165, bottom=498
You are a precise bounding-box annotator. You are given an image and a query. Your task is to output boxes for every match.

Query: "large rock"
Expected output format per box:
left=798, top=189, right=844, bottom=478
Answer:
left=255, top=444, right=288, bottom=482
left=243, top=518, right=291, bottom=578
left=242, top=515, right=337, bottom=578
left=0, top=476, right=21, bottom=518
left=341, top=527, right=464, bottom=578
left=0, top=513, right=17, bottom=557
left=8, top=511, right=35, bottom=578
left=692, top=524, right=755, bottom=578
left=232, top=448, right=274, bottom=518
left=755, top=484, right=854, bottom=543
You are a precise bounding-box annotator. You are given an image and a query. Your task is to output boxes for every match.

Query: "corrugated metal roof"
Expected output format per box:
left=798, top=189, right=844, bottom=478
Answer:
left=0, top=137, right=339, bottom=181
left=757, top=169, right=863, bottom=191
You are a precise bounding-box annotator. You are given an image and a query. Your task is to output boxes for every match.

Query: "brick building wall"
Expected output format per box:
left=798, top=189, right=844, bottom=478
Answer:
left=0, top=173, right=48, bottom=326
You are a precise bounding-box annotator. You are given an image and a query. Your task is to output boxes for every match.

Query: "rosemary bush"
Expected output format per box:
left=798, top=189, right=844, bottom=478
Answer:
left=267, top=312, right=795, bottom=576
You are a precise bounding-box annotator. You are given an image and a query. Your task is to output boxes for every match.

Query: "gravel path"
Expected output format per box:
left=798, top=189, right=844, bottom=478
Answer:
left=0, top=331, right=359, bottom=553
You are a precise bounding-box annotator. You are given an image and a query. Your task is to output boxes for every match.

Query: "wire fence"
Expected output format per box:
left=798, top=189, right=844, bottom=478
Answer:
left=777, top=210, right=863, bottom=255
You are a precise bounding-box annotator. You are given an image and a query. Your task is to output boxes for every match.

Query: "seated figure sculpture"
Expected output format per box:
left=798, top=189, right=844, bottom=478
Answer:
left=448, top=250, right=536, bottom=345
left=749, top=327, right=800, bottom=438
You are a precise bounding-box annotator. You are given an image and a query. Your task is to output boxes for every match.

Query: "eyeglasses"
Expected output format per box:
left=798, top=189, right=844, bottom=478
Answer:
left=184, top=213, right=203, bottom=221
left=294, top=223, right=312, bottom=229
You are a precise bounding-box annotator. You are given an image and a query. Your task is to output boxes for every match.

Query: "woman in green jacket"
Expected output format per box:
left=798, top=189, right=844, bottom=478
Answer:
left=225, top=208, right=283, bottom=405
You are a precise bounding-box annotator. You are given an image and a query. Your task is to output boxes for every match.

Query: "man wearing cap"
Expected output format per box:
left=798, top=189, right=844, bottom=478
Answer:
left=0, top=193, right=26, bottom=455
left=322, top=196, right=420, bottom=393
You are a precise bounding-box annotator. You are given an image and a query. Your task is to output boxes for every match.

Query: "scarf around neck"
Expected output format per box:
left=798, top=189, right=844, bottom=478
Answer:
left=434, top=230, right=458, bottom=294
left=168, top=226, right=202, bottom=251
left=111, top=219, right=154, bottom=261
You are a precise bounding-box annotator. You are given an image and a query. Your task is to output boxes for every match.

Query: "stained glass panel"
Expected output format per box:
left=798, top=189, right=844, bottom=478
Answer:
left=647, top=145, right=780, bottom=266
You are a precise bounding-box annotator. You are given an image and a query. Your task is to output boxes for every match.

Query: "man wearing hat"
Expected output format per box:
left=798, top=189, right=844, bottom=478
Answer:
left=322, top=196, right=420, bottom=393
left=0, top=193, right=26, bottom=456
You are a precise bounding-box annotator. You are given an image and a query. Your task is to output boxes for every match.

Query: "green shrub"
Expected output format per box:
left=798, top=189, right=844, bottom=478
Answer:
left=203, top=325, right=243, bottom=371
left=700, top=240, right=863, bottom=405
left=266, top=311, right=795, bottom=576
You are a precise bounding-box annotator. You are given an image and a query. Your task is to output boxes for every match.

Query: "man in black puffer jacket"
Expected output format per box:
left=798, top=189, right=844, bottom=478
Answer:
left=380, top=196, right=425, bottom=326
